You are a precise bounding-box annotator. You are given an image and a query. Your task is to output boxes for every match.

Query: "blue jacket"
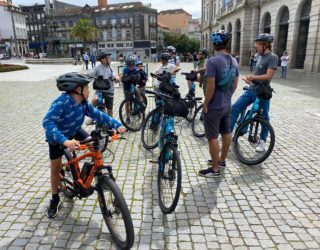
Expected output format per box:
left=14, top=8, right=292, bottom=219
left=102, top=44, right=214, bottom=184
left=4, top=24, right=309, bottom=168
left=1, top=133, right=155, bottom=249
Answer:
left=43, top=93, right=122, bottom=145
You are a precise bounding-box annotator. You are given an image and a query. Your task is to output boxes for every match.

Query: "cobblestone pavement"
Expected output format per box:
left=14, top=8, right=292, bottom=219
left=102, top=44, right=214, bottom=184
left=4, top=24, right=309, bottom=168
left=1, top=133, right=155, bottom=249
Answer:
left=0, top=62, right=319, bottom=250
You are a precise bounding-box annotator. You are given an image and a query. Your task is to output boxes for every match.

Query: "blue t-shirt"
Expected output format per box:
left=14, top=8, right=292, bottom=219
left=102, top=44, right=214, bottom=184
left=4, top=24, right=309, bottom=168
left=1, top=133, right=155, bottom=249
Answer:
left=43, top=93, right=122, bottom=145
left=206, top=53, right=239, bottom=109
left=123, top=67, right=138, bottom=90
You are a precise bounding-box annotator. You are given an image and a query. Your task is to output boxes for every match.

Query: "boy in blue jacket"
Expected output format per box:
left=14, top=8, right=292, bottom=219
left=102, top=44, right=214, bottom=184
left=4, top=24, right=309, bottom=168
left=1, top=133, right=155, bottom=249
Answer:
left=43, top=72, right=125, bottom=218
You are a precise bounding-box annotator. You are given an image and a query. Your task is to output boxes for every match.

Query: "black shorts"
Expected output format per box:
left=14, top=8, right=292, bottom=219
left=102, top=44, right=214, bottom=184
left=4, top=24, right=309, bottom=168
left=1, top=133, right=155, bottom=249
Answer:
left=48, top=128, right=89, bottom=160
left=123, top=89, right=131, bottom=100
left=204, top=106, right=231, bottom=140
left=95, top=91, right=114, bottom=110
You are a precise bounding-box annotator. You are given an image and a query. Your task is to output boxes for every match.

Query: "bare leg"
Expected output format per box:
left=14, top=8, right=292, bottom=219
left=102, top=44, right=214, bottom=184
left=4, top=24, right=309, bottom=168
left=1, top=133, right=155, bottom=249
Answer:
left=50, top=158, right=62, bottom=195
left=220, top=133, right=232, bottom=162
left=208, top=138, right=220, bottom=172
left=125, top=101, right=130, bottom=119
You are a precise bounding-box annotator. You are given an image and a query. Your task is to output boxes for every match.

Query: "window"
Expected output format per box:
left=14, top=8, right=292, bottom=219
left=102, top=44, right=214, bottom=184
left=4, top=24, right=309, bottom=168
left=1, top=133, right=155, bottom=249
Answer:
left=107, top=43, right=114, bottom=48
left=135, top=29, right=140, bottom=38
left=116, top=43, right=124, bottom=47
left=100, top=32, right=103, bottom=39
left=126, top=43, right=132, bottom=47
left=135, top=15, right=140, bottom=25
left=69, top=21, right=73, bottom=28
left=108, top=32, right=112, bottom=39
left=126, top=30, right=131, bottom=38
left=126, top=18, right=130, bottom=24
left=99, top=44, right=105, bottom=48
left=61, top=22, right=65, bottom=28
left=37, top=13, right=41, bottom=20
left=117, top=30, right=122, bottom=38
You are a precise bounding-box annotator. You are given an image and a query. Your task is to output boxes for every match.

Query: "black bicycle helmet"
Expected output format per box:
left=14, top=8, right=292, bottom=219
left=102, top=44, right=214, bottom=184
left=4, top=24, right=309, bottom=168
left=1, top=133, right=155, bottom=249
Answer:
left=160, top=53, right=169, bottom=62
left=199, top=48, right=209, bottom=57
left=211, top=30, right=230, bottom=45
left=126, top=57, right=135, bottom=67
left=255, top=33, right=273, bottom=42
left=57, top=72, right=91, bottom=92
left=97, top=51, right=111, bottom=61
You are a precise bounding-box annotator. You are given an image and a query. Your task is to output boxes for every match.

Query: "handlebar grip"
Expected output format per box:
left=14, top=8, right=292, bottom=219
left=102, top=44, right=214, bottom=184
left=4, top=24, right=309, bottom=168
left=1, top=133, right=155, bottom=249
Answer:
left=195, top=97, right=202, bottom=101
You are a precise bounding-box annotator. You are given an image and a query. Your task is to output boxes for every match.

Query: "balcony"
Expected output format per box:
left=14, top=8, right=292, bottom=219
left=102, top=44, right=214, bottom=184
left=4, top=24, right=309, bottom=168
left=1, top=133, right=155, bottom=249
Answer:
left=236, top=0, right=243, bottom=5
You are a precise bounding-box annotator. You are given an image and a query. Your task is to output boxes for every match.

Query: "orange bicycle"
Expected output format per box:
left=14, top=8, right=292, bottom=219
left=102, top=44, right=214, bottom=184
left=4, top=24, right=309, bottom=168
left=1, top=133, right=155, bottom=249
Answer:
left=60, top=129, right=134, bottom=250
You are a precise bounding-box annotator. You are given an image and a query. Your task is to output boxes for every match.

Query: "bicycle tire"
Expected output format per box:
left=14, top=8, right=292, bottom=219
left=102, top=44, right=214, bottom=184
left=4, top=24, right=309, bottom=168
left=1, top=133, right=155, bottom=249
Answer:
left=97, top=174, right=134, bottom=250
left=233, top=117, right=275, bottom=165
left=185, top=100, right=197, bottom=122
left=141, top=109, right=161, bottom=150
left=95, top=123, right=109, bottom=153
left=60, top=152, right=75, bottom=199
left=191, top=104, right=205, bottom=138
left=119, top=99, right=145, bottom=132
left=157, top=145, right=182, bottom=214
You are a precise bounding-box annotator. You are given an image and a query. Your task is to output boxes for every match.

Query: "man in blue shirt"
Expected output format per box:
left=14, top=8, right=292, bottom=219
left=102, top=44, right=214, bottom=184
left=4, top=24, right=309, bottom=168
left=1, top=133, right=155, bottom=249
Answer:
left=199, top=31, right=239, bottom=178
left=43, top=72, right=125, bottom=218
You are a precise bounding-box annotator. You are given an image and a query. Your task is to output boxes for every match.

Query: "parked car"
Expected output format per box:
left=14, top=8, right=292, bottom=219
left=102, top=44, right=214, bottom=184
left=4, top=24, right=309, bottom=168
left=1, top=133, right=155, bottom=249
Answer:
left=39, top=53, right=47, bottom=58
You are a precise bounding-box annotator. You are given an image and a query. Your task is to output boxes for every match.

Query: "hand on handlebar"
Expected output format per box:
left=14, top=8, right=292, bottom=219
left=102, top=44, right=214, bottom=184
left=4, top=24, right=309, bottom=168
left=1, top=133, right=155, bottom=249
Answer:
left=242, top=75, right=254, bottom=84
left=116, top=126, right=126, bottom=135
left=63, top=139, right=81, bottom=152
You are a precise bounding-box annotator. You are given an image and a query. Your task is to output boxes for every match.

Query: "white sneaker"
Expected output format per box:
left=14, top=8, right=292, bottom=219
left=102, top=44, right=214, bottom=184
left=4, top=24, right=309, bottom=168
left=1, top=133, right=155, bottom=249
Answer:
left=255, top=140, right=265, bottom=152
left=85, top=118, right=94, bottom=126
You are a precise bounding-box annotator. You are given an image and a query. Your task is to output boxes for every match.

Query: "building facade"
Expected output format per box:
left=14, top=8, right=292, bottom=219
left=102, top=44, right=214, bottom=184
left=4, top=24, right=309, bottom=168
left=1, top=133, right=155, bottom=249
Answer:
left=0, top=0, right=28, bottom=57
left=189, top=18, right=201, bottom=41
left=46, top=1, right=157, bottom=59
left=158, top=9, right=192, bottom=34
left=201, top=0, right=320, bottom=73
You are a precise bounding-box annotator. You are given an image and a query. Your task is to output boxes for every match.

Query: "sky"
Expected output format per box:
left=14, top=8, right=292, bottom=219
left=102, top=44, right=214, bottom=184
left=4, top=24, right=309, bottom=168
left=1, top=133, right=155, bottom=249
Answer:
left=12, top=0, right=201, bottom=18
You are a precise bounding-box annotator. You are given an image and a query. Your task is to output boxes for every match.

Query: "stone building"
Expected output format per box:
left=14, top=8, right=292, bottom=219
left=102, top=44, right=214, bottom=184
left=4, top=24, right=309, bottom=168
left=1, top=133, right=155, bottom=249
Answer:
left=0, top=0, right=28, bottom=57
left=46, top=1, right=157, bottom=59
left=201, top=0, right=320, bottom=73
left=158, top=9, right=192, bottom=34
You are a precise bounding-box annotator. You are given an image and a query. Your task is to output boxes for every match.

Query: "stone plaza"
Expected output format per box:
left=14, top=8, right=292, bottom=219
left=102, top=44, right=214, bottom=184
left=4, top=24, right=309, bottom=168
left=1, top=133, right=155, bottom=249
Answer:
left=0, top=61, right=319, bottom=249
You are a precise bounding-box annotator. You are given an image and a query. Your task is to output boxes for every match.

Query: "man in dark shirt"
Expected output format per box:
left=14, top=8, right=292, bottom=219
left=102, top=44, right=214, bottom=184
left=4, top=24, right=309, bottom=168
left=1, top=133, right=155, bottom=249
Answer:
left=199, top=31, right=239, bottom=178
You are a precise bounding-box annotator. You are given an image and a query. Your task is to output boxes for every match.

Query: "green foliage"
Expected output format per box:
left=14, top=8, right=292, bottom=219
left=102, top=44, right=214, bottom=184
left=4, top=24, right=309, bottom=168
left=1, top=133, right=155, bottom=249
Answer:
left=163, top=33, right=200, bottom=54
left=71, top=18, right=97, bottom=48
left=0, top=64, right=29, bottom=73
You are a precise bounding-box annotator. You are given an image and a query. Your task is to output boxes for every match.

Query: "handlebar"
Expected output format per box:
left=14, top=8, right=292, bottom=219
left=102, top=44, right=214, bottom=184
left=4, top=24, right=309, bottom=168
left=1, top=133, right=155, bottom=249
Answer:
left=145, top=89, right=172, bottom=100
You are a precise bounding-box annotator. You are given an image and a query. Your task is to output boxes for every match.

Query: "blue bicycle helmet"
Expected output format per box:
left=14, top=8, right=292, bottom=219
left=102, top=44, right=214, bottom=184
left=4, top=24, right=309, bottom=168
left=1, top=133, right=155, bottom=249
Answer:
left=135, top=61, right=143, bottom=66
left=211, top=31, right=230, bottom=45
left=255, top=33, right=273, bottom=42
left=126, top=57, right=135, bottom=67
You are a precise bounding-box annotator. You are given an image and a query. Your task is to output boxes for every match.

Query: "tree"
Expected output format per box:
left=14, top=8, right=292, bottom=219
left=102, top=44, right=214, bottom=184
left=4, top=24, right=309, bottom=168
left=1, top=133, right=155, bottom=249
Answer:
left=71, top=18, right=97, bottom=50
left=163, top=32, right=200, bottom=54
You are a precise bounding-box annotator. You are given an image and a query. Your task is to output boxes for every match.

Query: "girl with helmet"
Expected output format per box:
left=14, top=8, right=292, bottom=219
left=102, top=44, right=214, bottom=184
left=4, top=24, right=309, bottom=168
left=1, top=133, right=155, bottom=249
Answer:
left=230, top=33, right=278, bottom=152
left=43, top=72, right=125, bottom=218
left=198, top=30, right=239, bottom=178
left=86, top=50, right=120, bottom=118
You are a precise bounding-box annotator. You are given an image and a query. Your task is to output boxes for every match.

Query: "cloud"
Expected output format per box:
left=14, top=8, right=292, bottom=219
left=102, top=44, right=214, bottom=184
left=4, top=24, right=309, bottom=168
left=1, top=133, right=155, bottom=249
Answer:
left=13, top=0, right=200, bottom=18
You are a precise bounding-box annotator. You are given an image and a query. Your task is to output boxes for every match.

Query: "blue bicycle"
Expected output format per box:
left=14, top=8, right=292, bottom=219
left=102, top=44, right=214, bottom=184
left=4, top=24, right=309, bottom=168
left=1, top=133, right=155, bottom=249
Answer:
left=233, top=85, right=275, bottom=165
left=145, top=89, right=189, bottom=214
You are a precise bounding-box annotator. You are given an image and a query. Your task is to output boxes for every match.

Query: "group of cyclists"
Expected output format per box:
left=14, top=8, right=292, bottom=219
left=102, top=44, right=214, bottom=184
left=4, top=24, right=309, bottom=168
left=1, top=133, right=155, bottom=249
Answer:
left=43, top=30, right=277, bottom=217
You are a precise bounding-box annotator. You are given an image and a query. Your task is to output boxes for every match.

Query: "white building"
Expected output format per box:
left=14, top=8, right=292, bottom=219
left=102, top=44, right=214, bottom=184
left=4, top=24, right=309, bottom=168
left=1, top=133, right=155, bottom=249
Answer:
left=0, top=0, right=28, bottom=57
left=201, top=0, right=320, bottom=73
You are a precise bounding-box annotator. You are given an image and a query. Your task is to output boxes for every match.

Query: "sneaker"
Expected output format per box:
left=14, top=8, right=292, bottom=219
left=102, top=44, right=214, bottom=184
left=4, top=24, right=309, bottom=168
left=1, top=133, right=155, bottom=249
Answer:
left=198, top=167, right=220, bottom=178
left=125, top=117, right=131, bottom=124
left=255, top=140, right=265, bottom=152
left=47, top=199, right=61, bottom=218
left=207, top=160, right=227, bottom=168
left=85, top=118, right=94, bottom=126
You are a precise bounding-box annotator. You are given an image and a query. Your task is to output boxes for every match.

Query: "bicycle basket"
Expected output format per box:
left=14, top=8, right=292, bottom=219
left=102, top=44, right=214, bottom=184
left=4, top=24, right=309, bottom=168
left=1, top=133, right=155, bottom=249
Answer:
left=159, top=82, right=180, bottom=98
left=157, top=72, right=171, bottom=83
left=252, top=81, right=273, bottom=100
left=163, top=99, right=189, bottom=118
left=185, top=72, right=198, bottom=81
left=93, top=77, right=111, bottom=90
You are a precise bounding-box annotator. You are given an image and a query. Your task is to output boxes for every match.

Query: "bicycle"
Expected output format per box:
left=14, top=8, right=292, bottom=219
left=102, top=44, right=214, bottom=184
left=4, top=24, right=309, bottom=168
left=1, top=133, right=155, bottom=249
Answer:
left=141, top=73, right=201, bottom=149
left=191, top=103, right=205, bottom=138
left=144, top=89, right=189, bottom=214
left=119, top=75, right=146, bottom=132
left=60, top=129, right=134, bottom=249
left=233, top=85, right=275, bottom=165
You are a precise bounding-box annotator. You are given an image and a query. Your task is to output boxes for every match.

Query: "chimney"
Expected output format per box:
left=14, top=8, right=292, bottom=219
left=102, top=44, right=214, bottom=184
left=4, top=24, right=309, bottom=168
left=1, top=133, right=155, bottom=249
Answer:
left=98, top=0, right=107, bottom=7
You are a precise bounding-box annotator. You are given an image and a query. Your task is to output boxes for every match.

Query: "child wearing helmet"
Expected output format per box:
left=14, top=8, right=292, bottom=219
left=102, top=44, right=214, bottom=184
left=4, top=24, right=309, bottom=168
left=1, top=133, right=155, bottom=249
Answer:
left=86, top=51, right=120, bottom=118
left=136, top=61, right=148, bottom=93
left=198, top=30, right=239, bottom=178
left=230, top=33, right=278, bottom=152
left=43, top=72, right=126, bottom=219
left=166, top=46, right=181, bottom=85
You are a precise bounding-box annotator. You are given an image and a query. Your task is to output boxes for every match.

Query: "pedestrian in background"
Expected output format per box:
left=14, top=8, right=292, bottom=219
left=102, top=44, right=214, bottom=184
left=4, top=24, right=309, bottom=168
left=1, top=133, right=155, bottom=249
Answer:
left=90, top=53, right=96, bottom=69
left=83, top=52, right=89, bottom=70
left=280, top=51, right=289, bottom=79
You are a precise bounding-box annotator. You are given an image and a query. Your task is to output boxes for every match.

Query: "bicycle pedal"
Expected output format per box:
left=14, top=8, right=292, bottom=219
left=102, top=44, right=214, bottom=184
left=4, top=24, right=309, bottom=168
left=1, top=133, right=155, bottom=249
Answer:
left=149, top=160, right=158, bottom=164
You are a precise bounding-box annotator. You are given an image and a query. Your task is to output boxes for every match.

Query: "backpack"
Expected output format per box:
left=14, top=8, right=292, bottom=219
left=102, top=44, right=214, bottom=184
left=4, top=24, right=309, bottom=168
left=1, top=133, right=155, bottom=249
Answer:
left=216, top=55, right=233, bottom=91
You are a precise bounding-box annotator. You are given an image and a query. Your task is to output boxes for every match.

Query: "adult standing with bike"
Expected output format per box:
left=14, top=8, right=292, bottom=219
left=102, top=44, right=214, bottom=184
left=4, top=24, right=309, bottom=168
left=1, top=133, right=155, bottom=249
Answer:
left=87, top=51, right=120, bottom=118
left=230, top=33, right=278, bottom=152
left=198, top=31, right=239, bottom=178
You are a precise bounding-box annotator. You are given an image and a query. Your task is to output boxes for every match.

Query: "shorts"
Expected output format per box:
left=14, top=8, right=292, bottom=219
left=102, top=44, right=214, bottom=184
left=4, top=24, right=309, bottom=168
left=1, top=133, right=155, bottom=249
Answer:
left=123, top=89, right=131, bottom=100
left=204, top=106, right=231, bottom=140
left=95, top=91, right=114, bottom=110
left=48, top=128, right=89, bottom=160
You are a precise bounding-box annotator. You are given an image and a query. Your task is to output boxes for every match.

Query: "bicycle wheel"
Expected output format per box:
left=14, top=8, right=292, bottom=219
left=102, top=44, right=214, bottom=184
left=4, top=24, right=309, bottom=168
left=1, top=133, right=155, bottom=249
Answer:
left=157, top=145, right=182, bottom=214
left=233, top=117, right=275, bottom=165
left=185, top=100, right=197, bottom=122
left=60, top=152, right=75, bottom=199
left=191, top=104, right=205, bottom=138
left=119, top=99, right=145, bottom=132
left=97, top=174, right=134, bottom=250
left=141, top=109, right=161, bottom=150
